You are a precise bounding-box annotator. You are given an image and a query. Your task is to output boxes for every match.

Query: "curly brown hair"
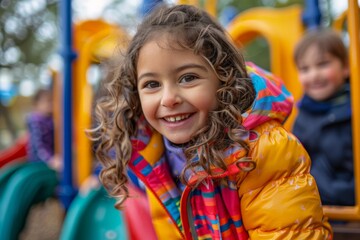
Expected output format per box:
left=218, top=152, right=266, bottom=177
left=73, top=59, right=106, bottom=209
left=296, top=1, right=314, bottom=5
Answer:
left=90, top=4, right=256, bottom=209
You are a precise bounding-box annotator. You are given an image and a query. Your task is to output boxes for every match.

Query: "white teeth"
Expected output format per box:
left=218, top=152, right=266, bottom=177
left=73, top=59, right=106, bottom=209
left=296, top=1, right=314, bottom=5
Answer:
left=164, top=114, right=190, bottom=122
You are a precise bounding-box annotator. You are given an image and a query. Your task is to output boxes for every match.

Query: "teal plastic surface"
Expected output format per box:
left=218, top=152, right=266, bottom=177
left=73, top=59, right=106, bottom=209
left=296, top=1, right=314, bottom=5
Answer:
left=60, top=186, right=128, bottom=240
left=0, top=161, right=27, bottom=193
left=0, top=162, right=58, bottom=240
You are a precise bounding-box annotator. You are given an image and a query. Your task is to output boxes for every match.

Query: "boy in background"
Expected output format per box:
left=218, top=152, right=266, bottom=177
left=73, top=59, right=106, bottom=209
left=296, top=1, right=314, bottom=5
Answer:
left=293, top=29, right=353, bottom=206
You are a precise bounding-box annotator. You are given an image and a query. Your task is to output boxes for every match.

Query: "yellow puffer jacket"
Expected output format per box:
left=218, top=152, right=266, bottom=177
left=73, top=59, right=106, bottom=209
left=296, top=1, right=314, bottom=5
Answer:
left=145, top=120, right=332, bottom=239
left=132, top=63, right=332, bottom=239
left=239, top=120, right=332, bottom=239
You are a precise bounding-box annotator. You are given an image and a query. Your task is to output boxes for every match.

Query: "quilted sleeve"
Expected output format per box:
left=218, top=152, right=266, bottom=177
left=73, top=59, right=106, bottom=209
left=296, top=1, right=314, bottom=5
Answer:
left=238, top=122, right=332, bottom=239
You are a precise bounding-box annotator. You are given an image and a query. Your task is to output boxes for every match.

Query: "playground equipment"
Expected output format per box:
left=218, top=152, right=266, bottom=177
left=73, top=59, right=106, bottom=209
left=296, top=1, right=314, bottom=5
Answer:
left=0, top=162, right=58, bottom=240
left=0, top=18, right=130, bottom=239
left=178, top=0, right=216, bottom=16
left=60, top=186, right=128, bottom=240
left=0, top=134, right=28, bottom=168
left=72, top=19, right=129, bottom=185
left=322, top=0, right=360, bottom=221
left=227, top=5, right=304, bottom=130
left=58, top=19, right=131, bottom=239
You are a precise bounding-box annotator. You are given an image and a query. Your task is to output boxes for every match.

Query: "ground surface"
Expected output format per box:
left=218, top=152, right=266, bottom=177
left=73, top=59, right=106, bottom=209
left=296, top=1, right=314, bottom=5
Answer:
left=19, top=198, right=64, bottom=240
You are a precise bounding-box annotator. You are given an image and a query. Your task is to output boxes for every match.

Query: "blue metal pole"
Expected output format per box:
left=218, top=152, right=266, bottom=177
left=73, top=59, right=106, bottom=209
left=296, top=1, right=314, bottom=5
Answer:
left=59, top=0, right=77, bottom=211
left=140, top=0, right=163, bottom=17
left=302, top=0, right=322, bottom=29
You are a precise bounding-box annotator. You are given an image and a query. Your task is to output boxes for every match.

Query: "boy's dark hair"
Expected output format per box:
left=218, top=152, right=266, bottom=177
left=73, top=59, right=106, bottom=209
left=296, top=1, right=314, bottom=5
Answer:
left=294, top=28, right=348, bottom=66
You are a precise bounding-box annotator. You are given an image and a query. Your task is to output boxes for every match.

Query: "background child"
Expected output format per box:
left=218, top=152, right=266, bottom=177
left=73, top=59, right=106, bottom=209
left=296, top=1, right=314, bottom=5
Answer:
left=26, top=88, right=61, bottom=171
left=292, top=29, right=353, bottom=206
left=91, top=4, right=332, bottom=239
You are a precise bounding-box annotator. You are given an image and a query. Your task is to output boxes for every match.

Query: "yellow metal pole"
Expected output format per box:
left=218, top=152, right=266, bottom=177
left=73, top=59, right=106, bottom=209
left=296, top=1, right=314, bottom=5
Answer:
left=323, top=0, right=360, bottom=220
left=347, top=0, right=360, bottom=215
left=76, top=27, right=128, bottom=185
left=73, top=20, right=122, bottom=185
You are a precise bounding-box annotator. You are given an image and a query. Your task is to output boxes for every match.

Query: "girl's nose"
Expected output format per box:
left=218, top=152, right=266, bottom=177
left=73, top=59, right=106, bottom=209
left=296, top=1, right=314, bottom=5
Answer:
left=160, top=86, right=181, bottom=107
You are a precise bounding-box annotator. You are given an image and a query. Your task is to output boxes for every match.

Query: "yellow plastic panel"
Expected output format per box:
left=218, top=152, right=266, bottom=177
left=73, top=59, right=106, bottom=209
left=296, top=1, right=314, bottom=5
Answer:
left=227, top=5, right=305, bottom=130
left=177, top=0, right=217, bottom=17
left=332, top=10, right=347, bottom=32
left=73, top=20, right=129, bottom=185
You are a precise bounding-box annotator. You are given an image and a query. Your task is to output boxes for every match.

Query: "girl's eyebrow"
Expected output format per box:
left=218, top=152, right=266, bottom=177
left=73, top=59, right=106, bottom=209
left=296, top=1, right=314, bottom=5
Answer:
left=138, top=63, right=208, bottom=82
left=138, top=72, right=157, bottom=82
left=175, top=63, right=208, bottom=73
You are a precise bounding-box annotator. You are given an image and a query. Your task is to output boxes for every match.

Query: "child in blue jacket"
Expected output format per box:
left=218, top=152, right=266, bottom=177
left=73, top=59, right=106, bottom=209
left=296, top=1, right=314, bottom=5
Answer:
left=293, top=29, right=353, bottom=206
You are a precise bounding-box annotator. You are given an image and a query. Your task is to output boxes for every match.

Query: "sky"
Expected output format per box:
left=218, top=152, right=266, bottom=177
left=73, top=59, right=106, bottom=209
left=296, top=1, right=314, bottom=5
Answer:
left=330, top=0, right=348, bottom=17
left=73, top=0, right=141, bottom=20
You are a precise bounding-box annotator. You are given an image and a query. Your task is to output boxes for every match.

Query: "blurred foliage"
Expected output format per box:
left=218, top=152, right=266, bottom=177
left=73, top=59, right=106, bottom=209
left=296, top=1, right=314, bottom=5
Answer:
left=0, top=0, right=58, bottom=87
left=0, top=0, right=59, bottom=148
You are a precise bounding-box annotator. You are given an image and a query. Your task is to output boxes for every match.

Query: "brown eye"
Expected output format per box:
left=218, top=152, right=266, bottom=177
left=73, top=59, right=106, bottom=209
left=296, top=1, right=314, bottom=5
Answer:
left=143, top=81, right=160, bottom=89
left=179, top=74, right=198, bottom=83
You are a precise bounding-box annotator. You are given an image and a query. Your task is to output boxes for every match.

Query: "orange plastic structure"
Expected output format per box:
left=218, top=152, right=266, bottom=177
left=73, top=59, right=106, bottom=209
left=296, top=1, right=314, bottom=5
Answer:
left=178, top=0, right=217, bottom=16
left=227, top=5, right=305, bottom=130
left=72, top=20, right=129, bottom=185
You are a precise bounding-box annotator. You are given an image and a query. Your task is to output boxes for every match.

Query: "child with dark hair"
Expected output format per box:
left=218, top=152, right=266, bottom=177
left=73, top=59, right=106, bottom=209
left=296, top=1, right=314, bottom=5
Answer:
left=90, top=4, right=332, bottom=239
left=293, top=28, right=353, bottom=206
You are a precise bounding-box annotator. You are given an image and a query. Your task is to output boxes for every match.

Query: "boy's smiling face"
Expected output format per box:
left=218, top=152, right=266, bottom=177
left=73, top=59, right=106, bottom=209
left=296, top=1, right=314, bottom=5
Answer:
left=297, top=44, right=349, bottom=101
left=136, top=35, right=220, bottom=144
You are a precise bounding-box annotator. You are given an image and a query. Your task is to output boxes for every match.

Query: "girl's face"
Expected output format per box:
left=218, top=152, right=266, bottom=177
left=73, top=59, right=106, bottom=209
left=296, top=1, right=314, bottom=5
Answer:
left=137, top=36, right=220, bottom=144
left=297, top=44, right=349, bottom=101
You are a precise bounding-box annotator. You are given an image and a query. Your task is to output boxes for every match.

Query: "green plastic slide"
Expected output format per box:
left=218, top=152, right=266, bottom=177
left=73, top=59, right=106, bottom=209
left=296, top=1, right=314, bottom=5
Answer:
left=60, top=185, right=128, bottom=240
left=0, top=161, right=27, bottom=193
left=0, top=162, right=58, bottom=240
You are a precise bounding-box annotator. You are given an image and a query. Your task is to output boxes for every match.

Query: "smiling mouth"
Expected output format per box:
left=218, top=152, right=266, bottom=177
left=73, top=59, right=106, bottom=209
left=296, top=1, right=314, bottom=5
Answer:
left=310, top=81, right=328, bottom=88
left=163, top=114, right=191, bottom=122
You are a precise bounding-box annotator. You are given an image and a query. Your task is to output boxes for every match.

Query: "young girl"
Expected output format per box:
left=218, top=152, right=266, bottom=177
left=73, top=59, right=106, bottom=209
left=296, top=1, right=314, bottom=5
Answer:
left=293, top=29, right=353, bottom=206
left=92, top=4, right=332, bottom=239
